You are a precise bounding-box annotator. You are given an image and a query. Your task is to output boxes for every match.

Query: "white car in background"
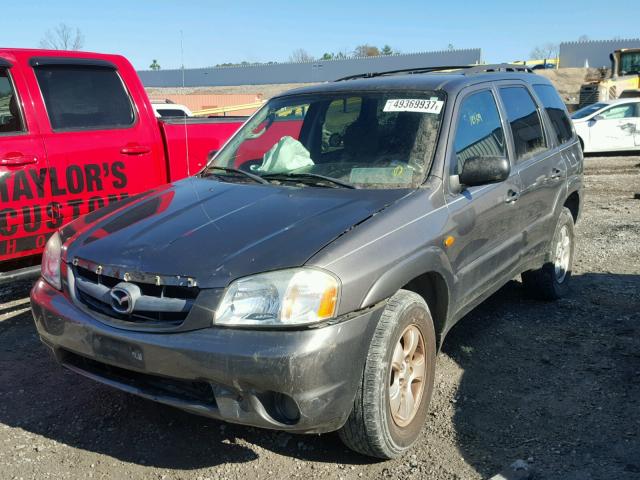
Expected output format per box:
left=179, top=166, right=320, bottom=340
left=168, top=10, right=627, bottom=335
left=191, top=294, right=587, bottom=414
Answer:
left=151, top=103, right=193, bottom=118
left=571, top=99, right=640, bottom=153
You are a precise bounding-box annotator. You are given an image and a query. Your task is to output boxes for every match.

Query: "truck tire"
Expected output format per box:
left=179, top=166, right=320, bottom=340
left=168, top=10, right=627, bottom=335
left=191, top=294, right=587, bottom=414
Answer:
left=339, top=290, right=436, bottom=459
left=522, top=207, right=575, bottom=300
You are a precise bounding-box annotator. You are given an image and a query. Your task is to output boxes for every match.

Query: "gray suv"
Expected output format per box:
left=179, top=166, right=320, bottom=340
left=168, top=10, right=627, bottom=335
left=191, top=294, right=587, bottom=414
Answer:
left=31, top=64, right=583, bottom=459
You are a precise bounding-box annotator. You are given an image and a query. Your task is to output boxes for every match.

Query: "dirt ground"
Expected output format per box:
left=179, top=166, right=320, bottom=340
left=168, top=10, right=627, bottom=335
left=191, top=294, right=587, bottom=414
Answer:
left=0, top=154, right=638, bottom=480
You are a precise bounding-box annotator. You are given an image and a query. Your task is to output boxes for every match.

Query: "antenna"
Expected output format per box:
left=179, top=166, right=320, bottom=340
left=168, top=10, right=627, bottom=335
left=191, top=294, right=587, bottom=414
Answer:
left=180, top=30, right=190, bottom=175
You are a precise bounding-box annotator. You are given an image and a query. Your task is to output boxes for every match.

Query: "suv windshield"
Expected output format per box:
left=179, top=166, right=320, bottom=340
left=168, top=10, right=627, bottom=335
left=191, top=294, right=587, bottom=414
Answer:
left=208, top=91, right=446, bottom=189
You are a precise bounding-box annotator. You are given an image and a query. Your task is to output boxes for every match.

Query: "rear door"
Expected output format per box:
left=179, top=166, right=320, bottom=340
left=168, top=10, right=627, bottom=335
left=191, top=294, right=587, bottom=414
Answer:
left=443, top=86, right=524, bottom=312
left=496, top=83, right=565, bottom=264
left=29, top=57, right=166, bottom=227
left=0, top=58, right=49, bottom=265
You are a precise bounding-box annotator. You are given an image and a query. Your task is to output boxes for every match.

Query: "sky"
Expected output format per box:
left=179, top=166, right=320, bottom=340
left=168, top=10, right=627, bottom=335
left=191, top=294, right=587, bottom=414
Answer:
left=1, top=1, right=636, bottom=70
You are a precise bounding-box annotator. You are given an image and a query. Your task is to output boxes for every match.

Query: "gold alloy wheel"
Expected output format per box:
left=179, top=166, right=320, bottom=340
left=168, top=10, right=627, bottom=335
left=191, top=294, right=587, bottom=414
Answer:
left=389, top=324, right=426, bottom=427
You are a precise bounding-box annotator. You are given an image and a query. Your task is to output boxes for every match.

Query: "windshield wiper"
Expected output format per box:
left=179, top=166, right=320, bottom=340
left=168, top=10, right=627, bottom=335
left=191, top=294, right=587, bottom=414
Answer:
left=261, top=172, right=356, bottom=189
left=203, top=166, right=269, bottom=184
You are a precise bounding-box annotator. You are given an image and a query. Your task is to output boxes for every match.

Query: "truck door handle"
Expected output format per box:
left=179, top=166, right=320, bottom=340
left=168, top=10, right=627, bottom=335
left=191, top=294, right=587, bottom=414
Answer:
left=0, top=153, right=38, bottom=166
left=120, top=144, right=151, bottom=155
left=550, top=168, right=562, bottom=179
left=505, top=189, right=520, bottom=203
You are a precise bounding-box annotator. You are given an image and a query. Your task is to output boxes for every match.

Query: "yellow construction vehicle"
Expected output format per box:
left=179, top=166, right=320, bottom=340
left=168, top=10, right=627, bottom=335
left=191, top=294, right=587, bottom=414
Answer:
left=579, top=48, right=640, bottom=108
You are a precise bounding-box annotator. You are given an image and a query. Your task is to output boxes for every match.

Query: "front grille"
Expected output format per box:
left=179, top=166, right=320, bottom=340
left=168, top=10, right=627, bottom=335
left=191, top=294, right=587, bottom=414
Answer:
left=61, top=349, right=216, bottom=406
left=72, top=265, right=199, bottom=327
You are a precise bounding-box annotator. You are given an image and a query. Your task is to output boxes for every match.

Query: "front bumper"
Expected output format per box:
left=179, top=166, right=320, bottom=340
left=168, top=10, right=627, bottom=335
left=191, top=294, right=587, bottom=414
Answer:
left=30, top=279, right=384, bottom=434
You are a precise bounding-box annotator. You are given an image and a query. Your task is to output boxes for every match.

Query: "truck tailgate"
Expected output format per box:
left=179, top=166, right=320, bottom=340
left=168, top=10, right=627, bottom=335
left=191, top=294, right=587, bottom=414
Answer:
left=159, top=117, right=246, bottom=181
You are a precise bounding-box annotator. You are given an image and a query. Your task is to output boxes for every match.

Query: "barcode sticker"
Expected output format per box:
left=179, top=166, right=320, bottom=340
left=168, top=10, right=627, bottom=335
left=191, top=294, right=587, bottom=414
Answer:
left=383, top=98, right=444, bottom=114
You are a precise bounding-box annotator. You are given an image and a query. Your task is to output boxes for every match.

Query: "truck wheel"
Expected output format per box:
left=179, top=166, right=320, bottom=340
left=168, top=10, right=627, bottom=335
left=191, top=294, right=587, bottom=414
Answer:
left=339, top=290, right=436, bottom=459
left=522, top=207, right=575, bottom=300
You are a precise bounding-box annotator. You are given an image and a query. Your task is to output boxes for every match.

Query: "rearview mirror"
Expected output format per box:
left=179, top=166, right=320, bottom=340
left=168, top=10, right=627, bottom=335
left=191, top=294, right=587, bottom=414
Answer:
left=459, top=156, right=510, bottom=188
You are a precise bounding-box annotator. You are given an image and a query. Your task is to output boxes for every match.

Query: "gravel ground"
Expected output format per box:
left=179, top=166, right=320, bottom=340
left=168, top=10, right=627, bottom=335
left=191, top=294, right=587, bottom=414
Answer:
left=0, top=154, right=638, bottom=480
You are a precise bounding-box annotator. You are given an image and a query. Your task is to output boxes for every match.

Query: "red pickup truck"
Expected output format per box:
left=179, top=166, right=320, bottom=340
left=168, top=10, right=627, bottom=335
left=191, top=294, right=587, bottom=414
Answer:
left=0, top=49, right=245, bottom=283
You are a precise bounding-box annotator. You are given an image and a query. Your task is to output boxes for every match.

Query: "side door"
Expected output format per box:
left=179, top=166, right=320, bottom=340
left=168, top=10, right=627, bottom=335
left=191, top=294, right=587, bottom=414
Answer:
left=588, top=102, right=637, bottom=151
left=443, top=86, right=524, bottom=313
left=0, top=58, right=49, bottom=265
left=28, top=57, right=166, bottom=227
left=496, top=83, right=565, bottom=264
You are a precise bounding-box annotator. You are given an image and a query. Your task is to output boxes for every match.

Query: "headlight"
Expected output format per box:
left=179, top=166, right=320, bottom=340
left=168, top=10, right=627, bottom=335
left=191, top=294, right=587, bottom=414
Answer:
left=215, top=268, right=340, bottom=327
left=41, top=232, right=62, bottom=290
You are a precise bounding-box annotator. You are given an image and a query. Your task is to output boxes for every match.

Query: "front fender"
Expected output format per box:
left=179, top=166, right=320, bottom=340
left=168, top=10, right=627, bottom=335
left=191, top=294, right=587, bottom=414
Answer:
left=361, top=246, right=454, bottom=309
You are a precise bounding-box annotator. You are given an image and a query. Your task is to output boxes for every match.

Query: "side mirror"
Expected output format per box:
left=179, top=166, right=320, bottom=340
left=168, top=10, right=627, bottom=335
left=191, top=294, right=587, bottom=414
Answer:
left=459, top=156, right=510, bottom=188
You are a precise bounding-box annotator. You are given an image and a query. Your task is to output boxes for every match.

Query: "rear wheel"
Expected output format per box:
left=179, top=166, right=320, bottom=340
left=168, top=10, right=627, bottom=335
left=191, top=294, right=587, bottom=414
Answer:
left=522, top=207, right=575, bottom=300
left=339, top=290, right=436, bottom=459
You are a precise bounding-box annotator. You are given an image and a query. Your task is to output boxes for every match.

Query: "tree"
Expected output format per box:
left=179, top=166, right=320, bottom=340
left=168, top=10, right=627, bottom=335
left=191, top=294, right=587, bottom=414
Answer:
left=577, top=34, right=590, bottom=42
left=40, top=23, right=84, bottom=50
left=353, top=44, right=380, bottom=57
left=530, top=43, right=559, bottom=60
left=381, top=45, right=393, bottom=55
left=321, top=52, right=334, bottom=60
left=289, top=48, right=314, bottom=62
left=149, top=59, right=161, bottom=71
left=447, top=43, right=455, bottom=51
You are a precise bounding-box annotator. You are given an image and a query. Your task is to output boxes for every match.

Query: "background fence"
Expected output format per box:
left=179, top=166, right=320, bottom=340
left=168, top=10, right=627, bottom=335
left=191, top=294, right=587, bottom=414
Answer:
left=138, top=49, right=482, bottom=87
left=559, top=39, right=640, bottom=68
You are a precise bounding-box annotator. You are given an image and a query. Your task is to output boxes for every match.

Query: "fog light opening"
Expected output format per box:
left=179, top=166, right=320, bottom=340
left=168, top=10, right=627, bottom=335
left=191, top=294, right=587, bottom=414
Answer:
left=273, top=392, right=300, bottom=424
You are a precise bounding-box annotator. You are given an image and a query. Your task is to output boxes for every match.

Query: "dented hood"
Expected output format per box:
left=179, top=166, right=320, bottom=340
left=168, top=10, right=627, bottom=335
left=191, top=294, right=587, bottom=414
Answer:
left=63, top=177, right=409, bottom=288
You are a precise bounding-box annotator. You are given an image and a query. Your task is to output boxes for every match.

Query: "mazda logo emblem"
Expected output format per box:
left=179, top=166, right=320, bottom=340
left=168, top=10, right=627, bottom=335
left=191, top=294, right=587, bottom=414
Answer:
left=109, top=282, right=141, bottom=315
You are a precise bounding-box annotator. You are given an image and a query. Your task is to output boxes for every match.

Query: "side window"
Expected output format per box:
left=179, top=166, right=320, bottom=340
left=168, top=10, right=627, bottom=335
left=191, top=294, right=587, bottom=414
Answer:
left=600, top=104, right=636, bottom=120
left=321, top=97, right=362, bottom=154
left=453, top=90, right=506, bottom=174
left=34, top=66, right=134, bottom=131
left=533, top=84, right=574, bottom=145
left=499, top=86, right=547, bottom=162
left=0, top=69, right=25, bottom=134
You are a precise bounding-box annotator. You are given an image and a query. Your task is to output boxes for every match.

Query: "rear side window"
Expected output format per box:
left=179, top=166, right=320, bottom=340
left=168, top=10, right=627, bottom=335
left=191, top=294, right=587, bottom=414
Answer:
left=499, top=86, right=547, bottom=162
left=453, top=90, right=506, bottom=174
left=0, top=69, right=25, bottom=134
left=34, top=66, right=134, bottom=131
left=157, top=108, right=188, bottom=118
left=533, top=84, right=573, bottom=144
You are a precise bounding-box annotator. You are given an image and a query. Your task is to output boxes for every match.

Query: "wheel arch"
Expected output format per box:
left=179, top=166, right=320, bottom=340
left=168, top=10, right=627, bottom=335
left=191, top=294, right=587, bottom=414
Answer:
left=360, top=247, right=453, bottom=349
left=564, top=190, right=581, bottom=223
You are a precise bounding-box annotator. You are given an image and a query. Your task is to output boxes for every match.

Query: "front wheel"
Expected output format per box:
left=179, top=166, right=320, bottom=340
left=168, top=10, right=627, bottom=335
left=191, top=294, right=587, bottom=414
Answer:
left=339, top=290, right=436, bottom=459
left=522, top=206, right=575, bottom=300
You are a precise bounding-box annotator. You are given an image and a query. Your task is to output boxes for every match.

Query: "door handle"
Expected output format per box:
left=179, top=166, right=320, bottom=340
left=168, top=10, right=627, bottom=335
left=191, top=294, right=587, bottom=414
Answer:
left=0, top=153, right=38, bottom=166
left=550, top=168, right=563, bottom=180
left=505, top=189, right=520, bottom=203
left=120, top=144, right=151, bottom=155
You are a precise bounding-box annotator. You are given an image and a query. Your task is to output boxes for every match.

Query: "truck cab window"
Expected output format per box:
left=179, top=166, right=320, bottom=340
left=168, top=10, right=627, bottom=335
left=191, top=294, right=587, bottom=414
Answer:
left=0, top=69, right=25, bottom=134
left=453, top=90, right=506, bottom=174
left=34, top=65, right=135, bottom=131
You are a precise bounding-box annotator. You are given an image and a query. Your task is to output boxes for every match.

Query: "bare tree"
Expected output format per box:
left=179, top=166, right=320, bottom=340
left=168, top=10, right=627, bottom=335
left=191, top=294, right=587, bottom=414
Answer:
left=530, top=43, right=559, bottom=60
left=289, top=48, right=314, bottom=63
left=353, top=44, right=380, bottom=57
left=40, top=23, right=84, bottom=50
left=577, top=34, right=590, bottom=42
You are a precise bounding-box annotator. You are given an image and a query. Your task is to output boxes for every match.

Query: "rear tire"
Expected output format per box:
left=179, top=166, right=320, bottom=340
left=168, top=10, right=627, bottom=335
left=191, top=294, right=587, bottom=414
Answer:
left=339, top=290, right=436, bottom=459
left=522, top=207, right=575, bottom=300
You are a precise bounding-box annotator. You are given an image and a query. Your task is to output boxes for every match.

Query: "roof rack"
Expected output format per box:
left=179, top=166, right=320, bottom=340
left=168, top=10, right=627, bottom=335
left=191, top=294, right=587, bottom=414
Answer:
left=334, top=63, right=533, bottom=82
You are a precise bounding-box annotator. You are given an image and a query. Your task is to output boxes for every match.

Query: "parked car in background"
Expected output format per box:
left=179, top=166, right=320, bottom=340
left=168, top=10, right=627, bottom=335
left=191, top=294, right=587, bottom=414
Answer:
left=0, top=49, right=245, bottom=283
left=31, top=64, right=583, bottom=459
left=151, top=102, right=193, bottom=118
left=571, top=98, right=640, bottom=152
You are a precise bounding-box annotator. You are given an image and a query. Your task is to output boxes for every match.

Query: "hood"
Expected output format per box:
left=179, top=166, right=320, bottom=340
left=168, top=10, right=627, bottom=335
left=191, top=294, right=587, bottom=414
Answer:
left=64, top=177, right=410, bottom=288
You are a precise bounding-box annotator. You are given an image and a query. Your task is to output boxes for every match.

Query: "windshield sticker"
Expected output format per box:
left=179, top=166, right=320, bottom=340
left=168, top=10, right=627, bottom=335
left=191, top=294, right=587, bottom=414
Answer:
left=349, top=167, right=413, bottom=184
left=383, top=99, right=444, bottom=114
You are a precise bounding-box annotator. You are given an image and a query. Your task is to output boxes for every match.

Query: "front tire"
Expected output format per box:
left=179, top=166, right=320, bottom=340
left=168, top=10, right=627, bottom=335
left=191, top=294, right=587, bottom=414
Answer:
left=522, top=207, right=575, bottom=300
left=339, top=290, right=436, bottom=459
